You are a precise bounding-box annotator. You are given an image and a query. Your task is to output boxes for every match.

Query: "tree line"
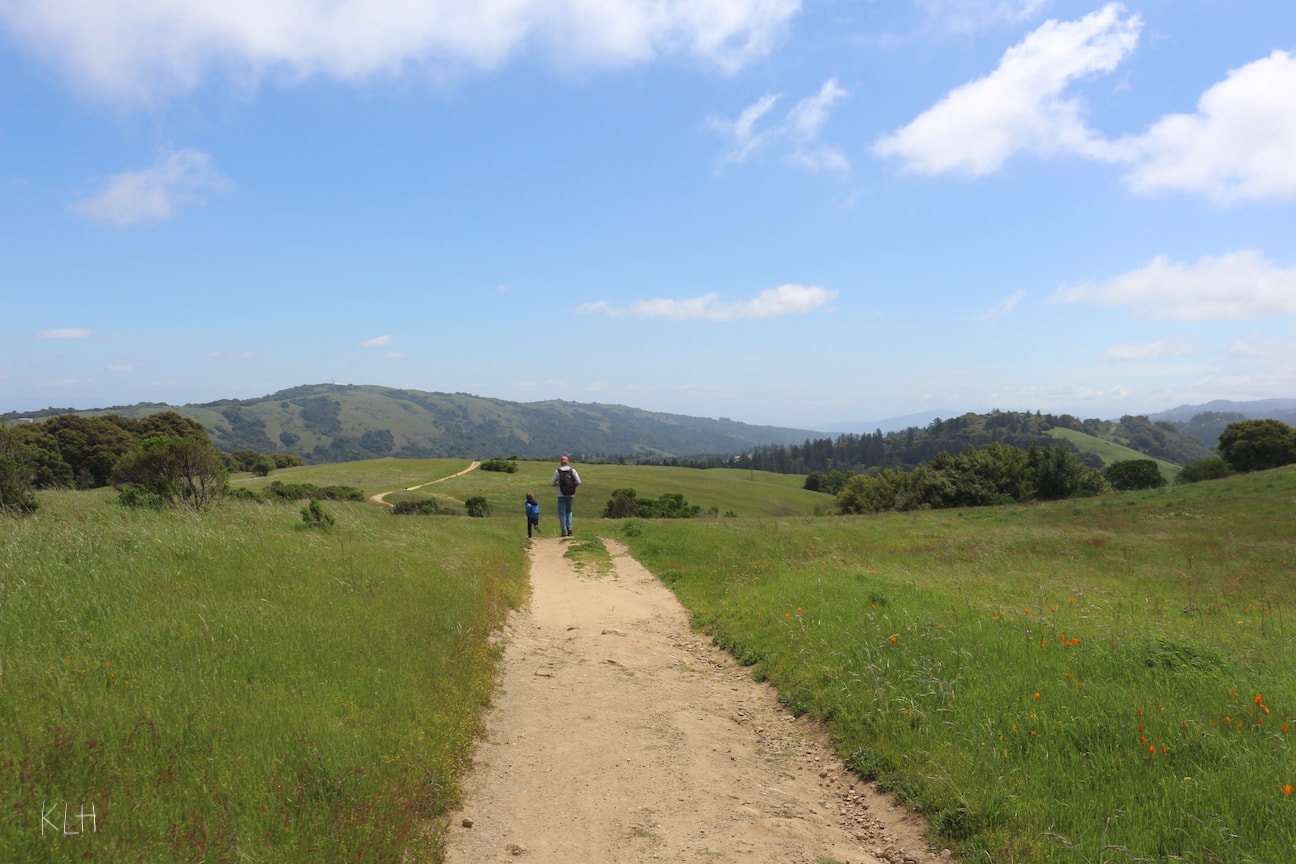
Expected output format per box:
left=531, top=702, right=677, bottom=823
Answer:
left=0, top=412, right=303, bottom=514
left=826, top=418, right=1296, bottom=514
left=636, top=410, right=1214, bottom=475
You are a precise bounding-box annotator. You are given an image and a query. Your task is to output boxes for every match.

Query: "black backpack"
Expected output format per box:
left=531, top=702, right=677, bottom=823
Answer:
left=558, top=468, right=577, bottom=495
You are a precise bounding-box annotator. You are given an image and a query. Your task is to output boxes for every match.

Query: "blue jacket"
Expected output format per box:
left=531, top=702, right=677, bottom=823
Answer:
left=525, top=501, right=540, bottom=520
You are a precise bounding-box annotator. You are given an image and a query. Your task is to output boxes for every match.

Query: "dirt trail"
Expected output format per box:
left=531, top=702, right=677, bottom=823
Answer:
left=442, top=536, right=953, bottom=864
left=369, top=460, right=481, bottom=506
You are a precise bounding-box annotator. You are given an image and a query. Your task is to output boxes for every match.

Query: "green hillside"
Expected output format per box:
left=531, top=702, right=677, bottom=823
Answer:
left=1046, top=427, right=1180, bottom=478
left=10, top=384, right=820, bottom=464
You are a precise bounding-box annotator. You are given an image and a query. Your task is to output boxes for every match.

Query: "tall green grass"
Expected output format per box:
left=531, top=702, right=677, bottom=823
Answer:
left=12, top=456, right=1291, bottom=863
left=0, top=489, right=527, bottom=863
left=612, top=467, right=1296, bottom=863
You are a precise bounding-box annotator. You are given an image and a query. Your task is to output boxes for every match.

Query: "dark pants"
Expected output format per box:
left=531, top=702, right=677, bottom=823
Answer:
left=528, top=517, right=540, bottom=537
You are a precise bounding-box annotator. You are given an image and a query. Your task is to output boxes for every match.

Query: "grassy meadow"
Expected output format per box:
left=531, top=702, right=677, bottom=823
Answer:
left=609, top=465, right=1296, bottom=863
left=1, top=466, right=527, bottom=863
left=5, top=456, right=1295, bottom=862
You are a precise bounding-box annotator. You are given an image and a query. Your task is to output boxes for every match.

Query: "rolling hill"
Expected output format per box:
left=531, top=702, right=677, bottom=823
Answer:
left=4, top=384, right=822, bottom=464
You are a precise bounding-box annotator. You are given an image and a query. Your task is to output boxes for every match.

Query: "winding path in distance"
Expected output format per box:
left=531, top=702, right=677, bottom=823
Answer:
left=369, top=460, right=481, bottom=506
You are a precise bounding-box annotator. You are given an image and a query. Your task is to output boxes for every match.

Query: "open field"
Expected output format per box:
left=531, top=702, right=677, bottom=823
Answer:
left=5, top=459, right=1295, bottom=862
left=1, top=484, right=527, bottom=863
left=610, top=465, right=1296, bottom=863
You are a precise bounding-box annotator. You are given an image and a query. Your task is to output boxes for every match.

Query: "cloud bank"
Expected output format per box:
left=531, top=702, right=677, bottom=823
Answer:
left=873, top=3, right=1139, bottom=176
left=579, top=284, right=837, bottom=320
left=1111, top=50, right=1296, bottom=203
left=0, top=0, right=802, bottom=101
left=1054, top=251, right=1296, bottom=321
left=917, top=0, right=1049, bottom=33
left=874, top=5, right=1296, bottom=202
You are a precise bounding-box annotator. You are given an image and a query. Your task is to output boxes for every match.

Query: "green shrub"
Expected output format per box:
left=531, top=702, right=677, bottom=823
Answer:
left=117, top=482, right=166, bottom=509
left=1105, top=458, right=1166, bottom=491
left=602, top=488, right=701, bottom=518
left=0, top=454, right=39, bottom=515
left=479, top=458, right=517, bottom=473
left=110, top=435, right=228, bottom=510
left=300, top=498, right=335, bottom=528
left=392, top=499, right=443, bottom=516
left=1176, top=456, right=1234, bottom=484
left=804, top=469, right=852, bottom=495
left=465, top=496, right=491, bottom=517
left=1217, top=419, right=1296, bottom=472
left=266, top=481, right=364, bottom=502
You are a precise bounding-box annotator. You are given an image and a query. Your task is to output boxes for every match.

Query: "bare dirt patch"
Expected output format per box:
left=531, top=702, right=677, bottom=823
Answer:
left=442, top=536, right=956, bottom=864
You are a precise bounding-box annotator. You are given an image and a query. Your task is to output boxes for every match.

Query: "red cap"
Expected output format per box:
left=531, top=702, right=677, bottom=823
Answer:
left=560, top=455, right=569, bottom=462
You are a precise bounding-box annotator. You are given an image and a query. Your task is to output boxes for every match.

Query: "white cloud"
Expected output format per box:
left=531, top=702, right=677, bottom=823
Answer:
left=579, top=284, right=838, bottom=320
left=207, top=350, right=257, bottom=361
left=993, top=382, right=1133, bottom=407
left=106, top=363, right=134, bottom=373
left=918, top=0, right=1049, bottom=32
left=1228, top=333, right=1291, bottom=359
left=361, top=334, right=394, bottom=348
left=43, top=377, right=96, bottom=390
left=1054, top=251, right=1296, bottom=321
left=710, top=78, right=849, bottom=171
left=786, top=78, right=850, bottom=171
left=982, top=289, right=1025, bottom=319
left=72, top=149, right=231, bottom=225
left=873, top=3, right=1140, bottom=175
left=1102, top=338, right=1196, bottom=361
left=38, top=328, right=91, bottom=338
left=709, top=93, right=780, bottom=166
left=0, top=0, right=801, bottom=102
left=1110, top=51, right=1296, bottom=203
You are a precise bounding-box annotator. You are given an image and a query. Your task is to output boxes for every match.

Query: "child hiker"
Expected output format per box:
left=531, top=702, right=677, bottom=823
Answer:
left=525, top=492, right=541, bottom=537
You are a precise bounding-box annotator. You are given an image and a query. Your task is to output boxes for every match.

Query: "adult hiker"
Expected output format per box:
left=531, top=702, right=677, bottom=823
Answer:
left=549, top=456, right=581, bottom=537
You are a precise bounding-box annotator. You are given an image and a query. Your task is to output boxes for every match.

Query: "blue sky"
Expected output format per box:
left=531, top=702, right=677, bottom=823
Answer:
left=2, top=0, right=1293, bottom=429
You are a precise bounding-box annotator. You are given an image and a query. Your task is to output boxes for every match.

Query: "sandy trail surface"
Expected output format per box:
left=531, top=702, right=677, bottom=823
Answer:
left=442, top=536, right=952, bottom=864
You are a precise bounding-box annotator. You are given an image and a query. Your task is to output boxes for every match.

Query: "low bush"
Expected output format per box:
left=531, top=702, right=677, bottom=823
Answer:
left=117, top=482, right=166, bottom=509
left=266, top=481, right=364, bottom=502
left=392, top=499, right=444, bottom=516
left=1105, top=458, right=1165, bottom=490
left=300, top=498, right=335, bottom=528
left=602, top=488, right=701, bottom=519
left=0, top=454, right=39, bottom=516
left=1176, top=456, right=1234, bottom=484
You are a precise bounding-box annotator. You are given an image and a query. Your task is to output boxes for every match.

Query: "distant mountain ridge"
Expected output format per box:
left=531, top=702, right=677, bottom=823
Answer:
left=4, top=384, right=822, bottom=463
left=7, top=389, right=1292, bottom=466
left=1148, top=398, right=1296, bottom=425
